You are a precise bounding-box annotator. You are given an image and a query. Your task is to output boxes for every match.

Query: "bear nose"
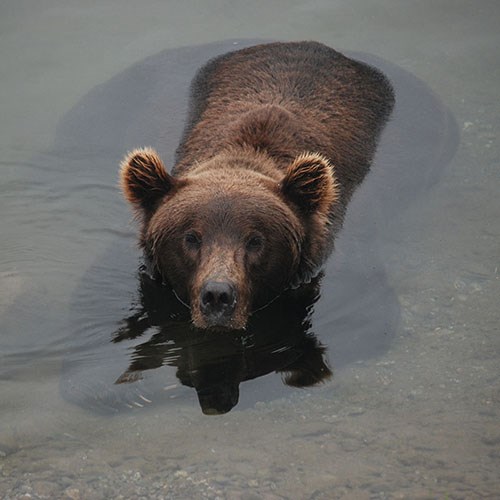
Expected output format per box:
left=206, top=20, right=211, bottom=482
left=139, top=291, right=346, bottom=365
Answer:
left=200, top=281, right=237, bottom=323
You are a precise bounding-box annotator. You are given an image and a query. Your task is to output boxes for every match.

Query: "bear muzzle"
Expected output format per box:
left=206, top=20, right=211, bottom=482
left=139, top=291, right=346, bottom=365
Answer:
left=199, top=280, right=238, bottom=328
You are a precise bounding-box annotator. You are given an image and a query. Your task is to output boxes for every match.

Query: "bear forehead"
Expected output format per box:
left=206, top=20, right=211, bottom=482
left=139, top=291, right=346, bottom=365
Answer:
left=158, top=188, right=295, bottom=228
left=167, top=169, right=288, bottom=216
left=149, top=174, right=302, bottom=240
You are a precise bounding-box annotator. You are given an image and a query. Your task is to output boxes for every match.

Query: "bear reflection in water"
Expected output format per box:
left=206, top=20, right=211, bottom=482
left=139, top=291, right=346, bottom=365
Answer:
left=113, top=268, right=331, bottom=415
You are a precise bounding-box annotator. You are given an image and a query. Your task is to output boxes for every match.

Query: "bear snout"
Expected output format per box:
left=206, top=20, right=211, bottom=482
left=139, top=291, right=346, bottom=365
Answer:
left=200, top=280, right=237, bottom=327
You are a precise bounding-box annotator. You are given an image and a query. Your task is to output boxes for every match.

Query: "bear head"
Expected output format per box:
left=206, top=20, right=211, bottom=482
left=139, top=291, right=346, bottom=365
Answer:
left=120, top=147, right=338, bottom=330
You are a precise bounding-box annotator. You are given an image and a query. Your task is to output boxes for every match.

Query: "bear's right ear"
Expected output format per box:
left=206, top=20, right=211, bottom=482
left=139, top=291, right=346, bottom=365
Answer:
left=120, top=148, right=176, bottom=214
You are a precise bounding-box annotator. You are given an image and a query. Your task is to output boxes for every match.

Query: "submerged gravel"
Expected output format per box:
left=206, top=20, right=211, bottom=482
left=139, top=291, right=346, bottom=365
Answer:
left=1, top=1, right=500, bottom=499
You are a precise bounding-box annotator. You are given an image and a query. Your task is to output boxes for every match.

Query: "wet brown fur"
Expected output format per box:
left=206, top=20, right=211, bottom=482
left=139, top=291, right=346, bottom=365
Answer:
left=120, top=41, right=394, bottom=329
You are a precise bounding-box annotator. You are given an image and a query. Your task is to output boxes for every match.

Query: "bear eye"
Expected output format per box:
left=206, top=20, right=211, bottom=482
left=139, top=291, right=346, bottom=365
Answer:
left=246, top=235, right=264, bottom=252
left=184, top=231, right=201, bottom=250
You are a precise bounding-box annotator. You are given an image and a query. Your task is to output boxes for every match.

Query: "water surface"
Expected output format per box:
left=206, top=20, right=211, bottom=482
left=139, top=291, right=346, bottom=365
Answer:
left=1, top=1, right=499, bottom=498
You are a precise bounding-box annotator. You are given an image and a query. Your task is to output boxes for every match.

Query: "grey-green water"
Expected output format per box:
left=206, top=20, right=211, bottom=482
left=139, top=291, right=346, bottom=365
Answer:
left=1, top=1, right=499, bottom=498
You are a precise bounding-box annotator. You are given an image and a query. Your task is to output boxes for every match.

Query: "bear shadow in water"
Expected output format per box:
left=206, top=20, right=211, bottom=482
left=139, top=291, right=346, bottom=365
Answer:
left=60, top=40, right=459, bottom=415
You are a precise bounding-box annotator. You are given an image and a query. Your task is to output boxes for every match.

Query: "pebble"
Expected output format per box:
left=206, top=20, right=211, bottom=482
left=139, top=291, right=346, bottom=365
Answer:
left=64, top=488, right=81, bottom=500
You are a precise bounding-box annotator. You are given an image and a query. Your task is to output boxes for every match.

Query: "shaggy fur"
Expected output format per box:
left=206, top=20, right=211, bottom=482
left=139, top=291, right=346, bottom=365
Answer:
left=120, top=41, right=394, bottom=329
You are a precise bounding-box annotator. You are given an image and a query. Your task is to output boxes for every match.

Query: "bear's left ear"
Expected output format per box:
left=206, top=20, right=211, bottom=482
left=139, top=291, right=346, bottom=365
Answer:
left=120, top=147, right=177, bottom=214
left=281, top=152, right=338, bottom=215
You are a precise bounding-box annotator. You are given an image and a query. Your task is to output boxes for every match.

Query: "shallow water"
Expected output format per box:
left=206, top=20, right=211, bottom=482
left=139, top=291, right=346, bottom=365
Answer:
left=1, top=1, right=499, bottom=499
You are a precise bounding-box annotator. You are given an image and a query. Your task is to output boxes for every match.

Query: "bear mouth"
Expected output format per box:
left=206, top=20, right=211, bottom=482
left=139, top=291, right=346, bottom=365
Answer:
left=195, top=305, right=247, bottom=331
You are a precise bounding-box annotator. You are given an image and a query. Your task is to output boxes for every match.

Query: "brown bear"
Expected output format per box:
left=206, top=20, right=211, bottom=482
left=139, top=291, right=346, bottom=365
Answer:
left=120, top=41, right=394, bottom=330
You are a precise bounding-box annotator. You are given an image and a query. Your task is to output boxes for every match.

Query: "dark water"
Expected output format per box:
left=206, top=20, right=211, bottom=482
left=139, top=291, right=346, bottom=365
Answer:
left=1, top=3, right=499, bottom=498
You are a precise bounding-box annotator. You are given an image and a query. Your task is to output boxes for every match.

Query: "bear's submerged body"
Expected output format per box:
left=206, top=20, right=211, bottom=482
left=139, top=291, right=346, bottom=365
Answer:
left=176, top=42, right=393, bottom=204
left=121, top=41, right=394, bottom=329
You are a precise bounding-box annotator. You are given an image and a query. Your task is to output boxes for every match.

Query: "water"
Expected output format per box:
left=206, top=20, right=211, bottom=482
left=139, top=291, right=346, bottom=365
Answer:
left=1, top=1, right=499, bottom=498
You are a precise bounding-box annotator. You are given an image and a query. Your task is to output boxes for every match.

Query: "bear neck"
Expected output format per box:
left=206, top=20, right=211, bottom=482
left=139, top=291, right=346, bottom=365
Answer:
left=223, top=104, right=304, bottom=168
left=177, top=146, right=283, bottom=182
left=174, top=104, right=306, bottom=179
